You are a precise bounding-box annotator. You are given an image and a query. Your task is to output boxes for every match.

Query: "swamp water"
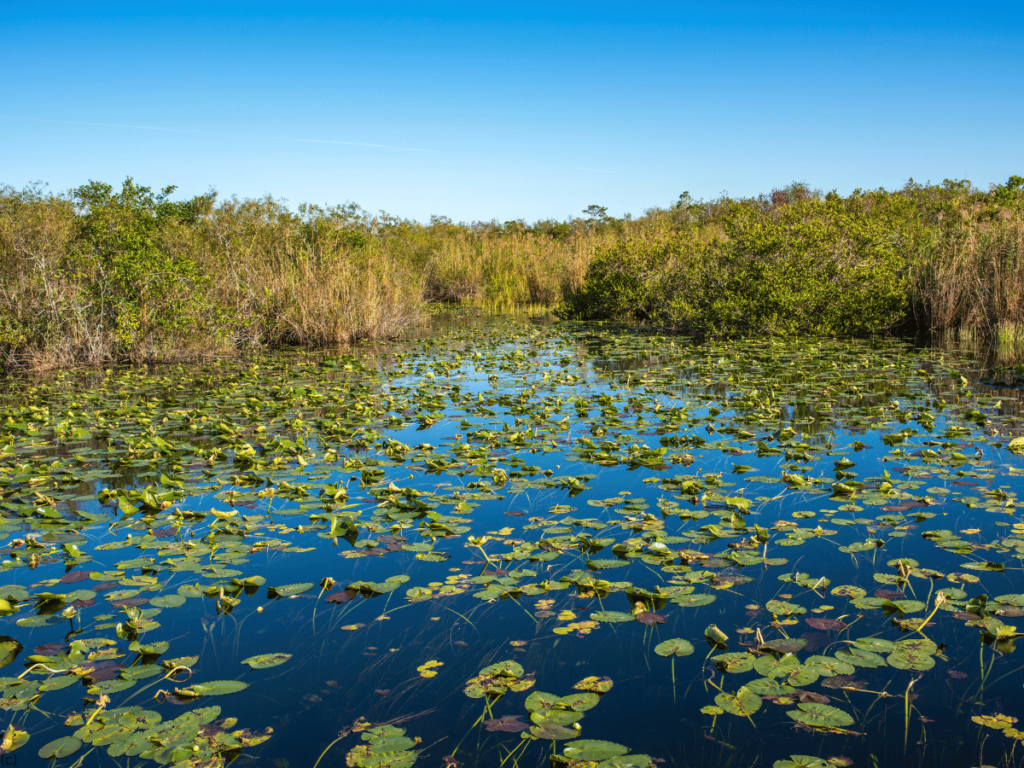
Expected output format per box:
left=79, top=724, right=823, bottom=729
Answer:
left=1, top=316, right=1024, bottom=768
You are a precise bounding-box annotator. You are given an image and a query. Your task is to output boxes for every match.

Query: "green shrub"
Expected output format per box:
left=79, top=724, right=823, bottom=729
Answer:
left=558, top=236, right=678, bottom=322
left=72, top=178, right=214, bottom=357
left=564, top=195, right=916, bottom=337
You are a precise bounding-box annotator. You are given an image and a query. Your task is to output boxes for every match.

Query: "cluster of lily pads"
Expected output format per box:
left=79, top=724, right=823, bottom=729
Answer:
left=0, top=316, right=1022, bottom=766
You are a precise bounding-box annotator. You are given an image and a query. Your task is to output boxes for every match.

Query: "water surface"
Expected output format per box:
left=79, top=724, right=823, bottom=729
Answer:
left=1, top=316, right=1024, bottom=768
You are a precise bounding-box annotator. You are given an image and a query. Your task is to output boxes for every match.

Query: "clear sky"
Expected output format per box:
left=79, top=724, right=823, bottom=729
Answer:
left=2, top=2, right=1022, bottom=223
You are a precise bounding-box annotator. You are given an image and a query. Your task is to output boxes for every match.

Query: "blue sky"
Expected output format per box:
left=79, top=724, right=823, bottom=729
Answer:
left=3, top=2, right=1022, bottom=222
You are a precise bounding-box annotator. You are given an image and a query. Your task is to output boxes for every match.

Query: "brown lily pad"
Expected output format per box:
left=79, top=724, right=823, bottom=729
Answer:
left=78, top=661, right=125, bottom=682
left=34, top=643, right=69, bottom=656
left=324, top=589, right=359, bottom=604
left=110, top=598, right=149, bottom=608
left=821, top=675, right=866, bottom=690
left=874, top=589, right=906, bottom=600
left=483, top=716, right=529, bottom=733
left=805, top=617, right=848, bottom=631
left=636, top=612, right=667, bottom=625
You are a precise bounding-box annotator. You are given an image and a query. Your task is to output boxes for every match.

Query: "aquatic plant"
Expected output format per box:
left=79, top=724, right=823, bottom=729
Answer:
left=0, top=318, right=1020, bottom=766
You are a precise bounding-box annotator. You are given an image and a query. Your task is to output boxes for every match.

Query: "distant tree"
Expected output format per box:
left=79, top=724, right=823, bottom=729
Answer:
left=672, top=192, right=694, bottom=210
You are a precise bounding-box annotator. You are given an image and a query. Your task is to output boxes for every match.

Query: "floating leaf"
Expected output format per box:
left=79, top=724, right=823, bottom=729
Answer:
left=715, top=687, right=762, bottom=716
left=787, top=702, right=854, bottom=728
left=529, top=722, right=579, bottom=741
left=38, top=736, right=82, bottom=759
left=887, top=650, right=935, bottom=671
left=150, top=595, right=186, bottom=609
left=773, top=757, right=829, bottom=768
left=1, top=724, right=28, bottom=752
left=555, top=692, right=600, bottom=712
left=325, top=589, right=359, bottom=604
left=805, top=617, right=848, bottom=631
left=655, top=639, right=695, bottom=657
left=854, top=637, right=896, bottom=653
left=573, top=676, right=614, bottom=693
left=803, top=656, right=855, bottom=677
left=636, top=611, right=667, bottom=625
left=760, top=638, right=807, bottom=654
left=673, top=594, right=717, bottom=607
left=176, top=680, right=249, bottom=697
left=417, top=660, right=444, bottom=678
left=563, top=740, right=630, bottom=761
left=767, top=600, right=806, bottom=616
left=713, top=652, right=755, bottom=674
left=590, top=611, right=635, bottom=623
left=241, top=653, right=292, bottom=670
left=268, top=583, right=314, bottom=598
left=483, top=716, right=529, bottom=733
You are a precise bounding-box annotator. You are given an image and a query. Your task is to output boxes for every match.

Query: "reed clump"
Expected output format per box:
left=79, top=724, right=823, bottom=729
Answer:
left=197, top=196, right=424, bottom=349
left=911, top=216, right=1024, bottom=336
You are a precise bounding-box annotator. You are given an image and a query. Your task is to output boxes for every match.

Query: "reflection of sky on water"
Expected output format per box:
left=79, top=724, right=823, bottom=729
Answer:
left=3, top=316, right=1024, bottom=768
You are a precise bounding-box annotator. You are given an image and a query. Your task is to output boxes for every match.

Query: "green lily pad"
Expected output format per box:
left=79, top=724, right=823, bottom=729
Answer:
left=672, top=594, right=716, bottom=607
left=834, top=647, right=887, bottom=669
left=714, top=652, right=755, bottom=674
left=773, top=757, right=829, bottom=768
left=177, top=680, right=249, bottom=697
left=562, top=740, right=630, bottom=761
left=555, top=692, right=601, bottom=712
left=596, top=755, right=652, bottom=768
left=241, top=653, right=292, bottom=670
left=766, top=600, right=806, bottom=616
left=803, top=656, right=856, bottom=677
left=268, top=583, right=314, bottom=598
left=150, top=595, right=186, bottom=609
left=854, top=637, right=896, bottom=652
left=887, top=650, right=935, bottom=671
left=530, top=722, right=580, bottom=741
left=654, top=639, right=695, bottom=657
left=760, top=638, right=807, bottom=654
left=786, top=702, right=854, bottom=728
left=38, top=736, right=83, bottom=759
left=590, top=611, right=635, bottom=623
left=715, top=687, right=762, bottom=716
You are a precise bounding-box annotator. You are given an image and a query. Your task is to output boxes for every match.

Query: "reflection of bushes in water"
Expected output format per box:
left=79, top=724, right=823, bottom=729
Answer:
left=934, top=325, right=1024, bottom=369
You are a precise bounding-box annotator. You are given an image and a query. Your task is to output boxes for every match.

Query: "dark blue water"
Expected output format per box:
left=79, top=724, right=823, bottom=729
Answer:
left=1, top=317, right=1023, bottom=768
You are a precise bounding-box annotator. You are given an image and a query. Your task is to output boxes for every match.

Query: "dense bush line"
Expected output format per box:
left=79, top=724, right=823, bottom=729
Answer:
left=562, top=178, right=1024, bottom=341
left=1, top=176, right=1022, bottom=370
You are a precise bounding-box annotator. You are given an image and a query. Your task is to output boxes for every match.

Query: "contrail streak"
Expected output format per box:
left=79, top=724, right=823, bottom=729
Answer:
left=8, top=117, right=437, bottom=153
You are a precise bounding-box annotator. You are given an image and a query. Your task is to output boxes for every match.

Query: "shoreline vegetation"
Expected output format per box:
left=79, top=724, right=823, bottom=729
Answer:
left=1, top=176, right=1023, bottom=373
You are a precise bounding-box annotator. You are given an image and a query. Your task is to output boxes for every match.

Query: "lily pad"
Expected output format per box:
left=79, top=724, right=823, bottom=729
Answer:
left=715, top=687, right=762, bottom=716
left=654, top=639, right=695, bottom=657
left=241, top=653, right=292, bottom=670
left=176, top=680, right=249, bottom=697
left=38, top=736, right=82, bottom=759
left=563, top=740, right=630, bottom=761
left=786, top=702, right=854, bottom=728
left=268, top=583, right=314, bottom=598
left=590, top=611, right=636, bottom=623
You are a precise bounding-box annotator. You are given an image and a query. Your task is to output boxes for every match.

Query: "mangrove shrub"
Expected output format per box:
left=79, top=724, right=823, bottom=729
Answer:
left=563, top=194, right=919, bottom=338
